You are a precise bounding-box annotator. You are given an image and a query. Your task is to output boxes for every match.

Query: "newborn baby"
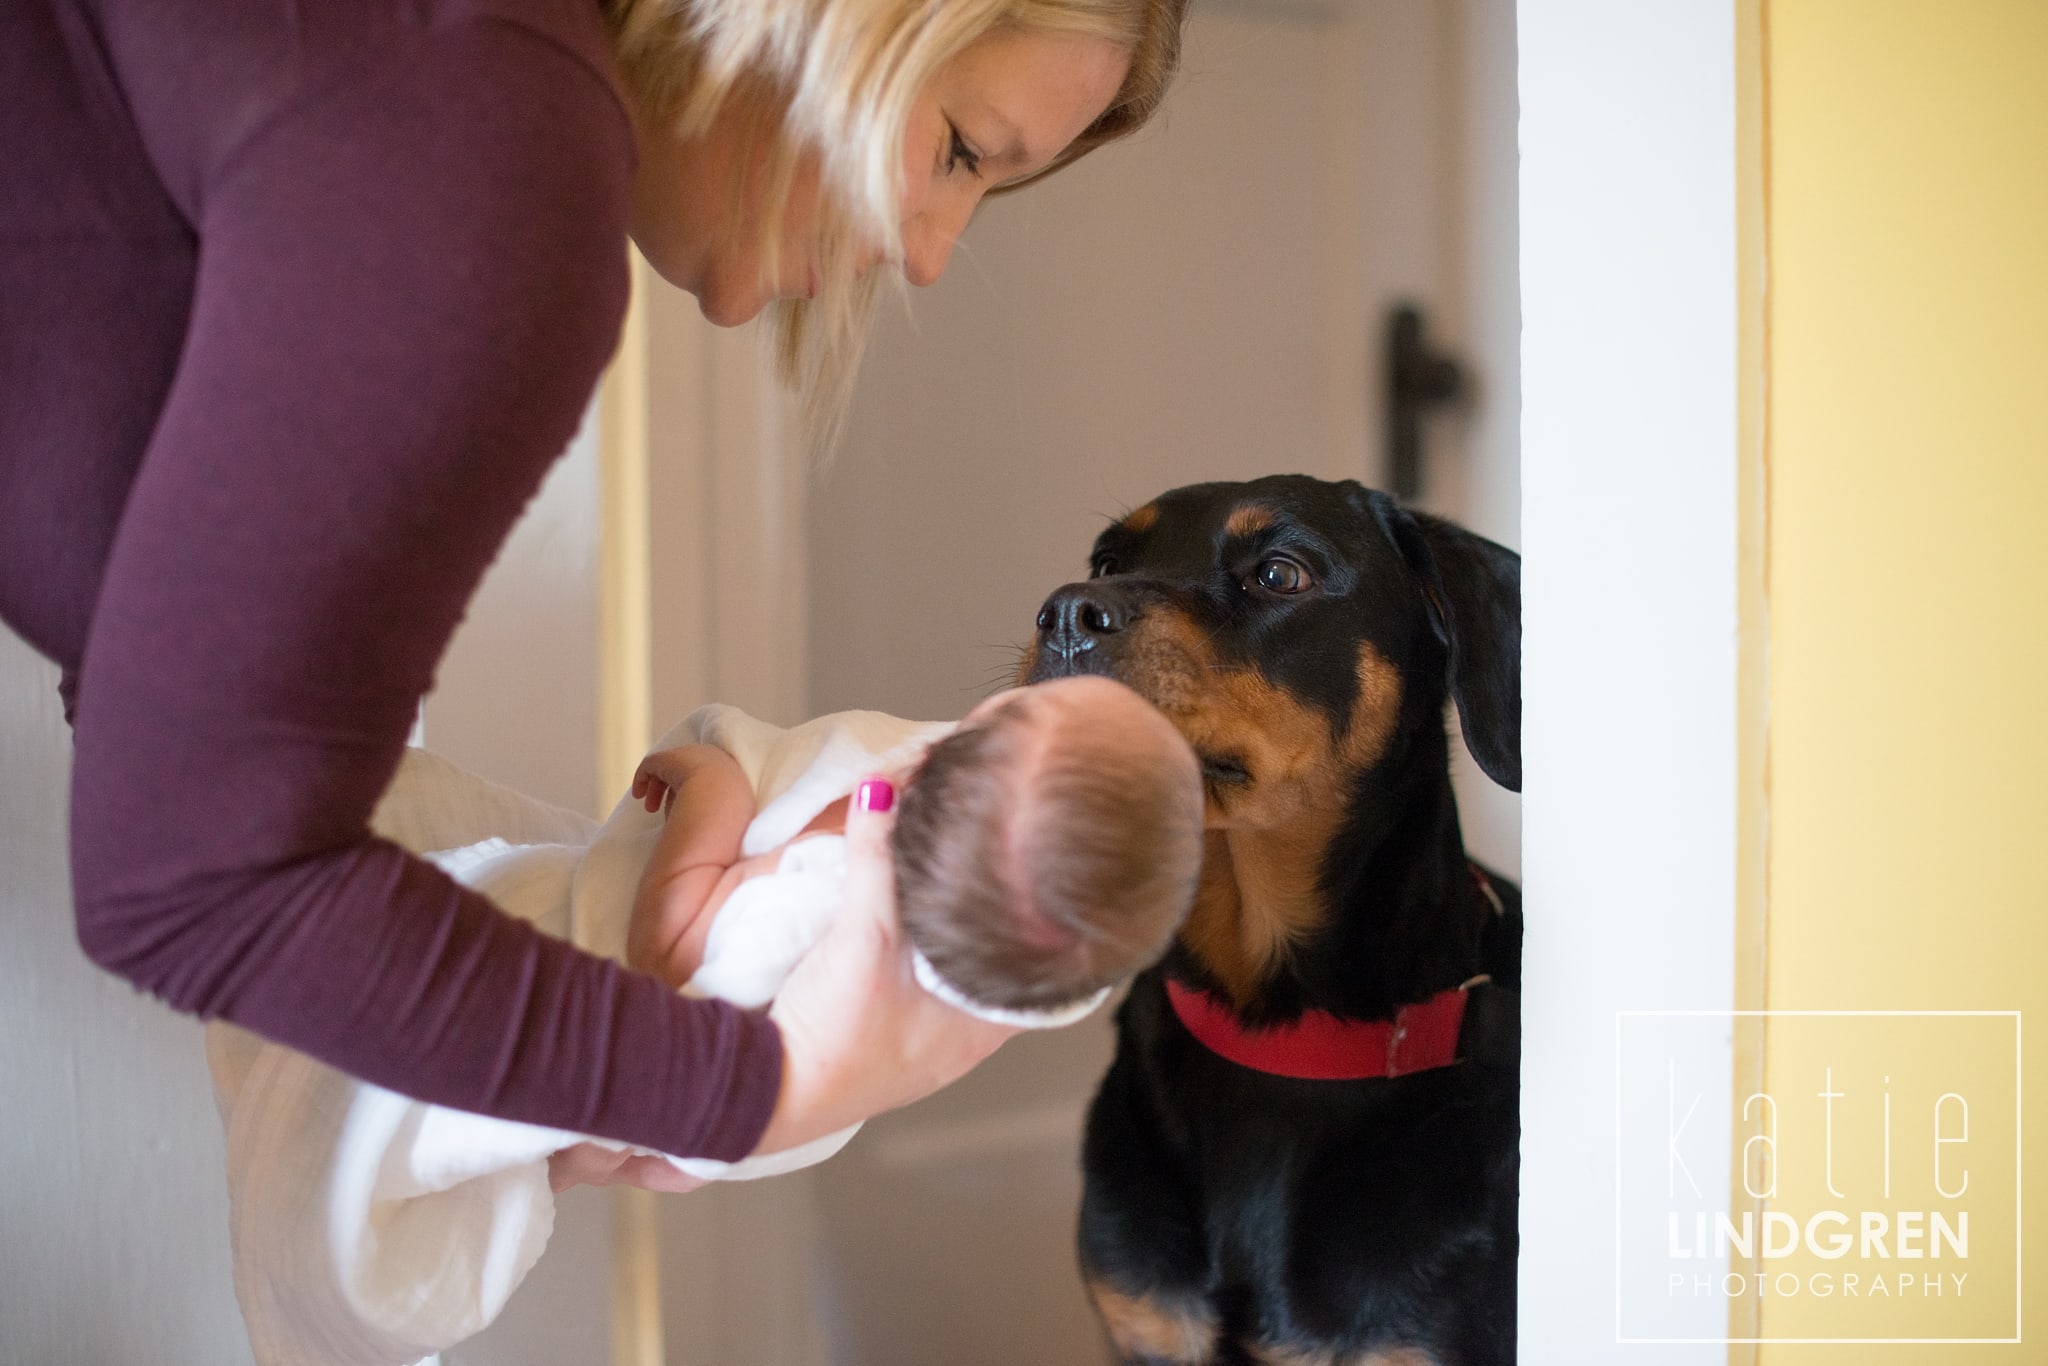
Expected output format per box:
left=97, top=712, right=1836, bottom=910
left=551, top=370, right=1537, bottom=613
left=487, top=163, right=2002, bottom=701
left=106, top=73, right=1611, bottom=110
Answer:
left=629, top=675, right=1206, bottom=1036
left=205, top=677, right=1204, bottom=1366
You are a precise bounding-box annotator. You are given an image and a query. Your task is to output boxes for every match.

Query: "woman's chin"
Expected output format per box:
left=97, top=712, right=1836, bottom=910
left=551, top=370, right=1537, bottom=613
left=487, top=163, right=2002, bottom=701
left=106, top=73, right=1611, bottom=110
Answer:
left=694, top=286, right=767, bottom=328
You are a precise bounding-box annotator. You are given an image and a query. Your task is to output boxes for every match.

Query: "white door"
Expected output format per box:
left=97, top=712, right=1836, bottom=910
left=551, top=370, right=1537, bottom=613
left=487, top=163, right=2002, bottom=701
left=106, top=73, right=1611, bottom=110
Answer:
left=791, top=3, right=1521, bottom=1362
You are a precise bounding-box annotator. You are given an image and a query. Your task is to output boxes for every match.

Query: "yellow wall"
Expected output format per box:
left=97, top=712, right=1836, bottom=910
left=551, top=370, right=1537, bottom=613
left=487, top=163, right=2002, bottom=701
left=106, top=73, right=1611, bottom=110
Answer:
left=1757, top=1, right=2048, bottom=1358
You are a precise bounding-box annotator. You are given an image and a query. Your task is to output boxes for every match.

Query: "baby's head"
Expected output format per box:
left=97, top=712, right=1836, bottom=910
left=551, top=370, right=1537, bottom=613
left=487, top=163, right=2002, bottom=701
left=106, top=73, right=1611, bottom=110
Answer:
left=891, top=676, right=1205, bottom=1013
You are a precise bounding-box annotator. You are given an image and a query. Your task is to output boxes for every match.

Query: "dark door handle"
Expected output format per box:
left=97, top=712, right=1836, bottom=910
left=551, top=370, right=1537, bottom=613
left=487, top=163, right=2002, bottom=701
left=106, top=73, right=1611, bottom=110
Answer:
left=1386, top=304, right=1466, bottom=500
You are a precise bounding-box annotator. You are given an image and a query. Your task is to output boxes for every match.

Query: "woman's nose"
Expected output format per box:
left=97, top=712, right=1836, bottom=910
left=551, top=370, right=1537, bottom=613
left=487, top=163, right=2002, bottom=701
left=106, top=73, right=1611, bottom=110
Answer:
left=900, top=226, right=951, bottom=287
left=900, top=189, right=979, bottom=287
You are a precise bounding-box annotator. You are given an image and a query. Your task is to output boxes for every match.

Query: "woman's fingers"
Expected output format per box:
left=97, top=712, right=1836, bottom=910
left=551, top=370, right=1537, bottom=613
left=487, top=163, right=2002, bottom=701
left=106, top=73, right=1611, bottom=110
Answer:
left=547, top=1142, right=708, bottom=1195
left=838, top=777, right=901, bottom=938
left=750, top=775, right=1020, bottom=1157
left=548, top=1142, right=626, bottom=1192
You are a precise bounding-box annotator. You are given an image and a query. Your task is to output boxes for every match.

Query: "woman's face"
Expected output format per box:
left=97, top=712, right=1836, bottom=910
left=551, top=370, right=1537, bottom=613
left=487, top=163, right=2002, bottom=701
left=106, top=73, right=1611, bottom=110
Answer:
left=628, top=27, right=1132, bottom=326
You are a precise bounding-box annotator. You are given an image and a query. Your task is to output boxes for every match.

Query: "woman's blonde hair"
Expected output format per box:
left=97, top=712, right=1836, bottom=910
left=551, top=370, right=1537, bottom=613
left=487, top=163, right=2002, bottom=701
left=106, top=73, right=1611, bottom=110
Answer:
left=605, top=0, right=1188, bottom=453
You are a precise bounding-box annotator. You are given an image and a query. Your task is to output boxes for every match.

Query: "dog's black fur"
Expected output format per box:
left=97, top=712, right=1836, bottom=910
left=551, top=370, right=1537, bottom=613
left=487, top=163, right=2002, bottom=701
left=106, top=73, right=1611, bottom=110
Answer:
left=1021, top=476, right=1522, bottom=1366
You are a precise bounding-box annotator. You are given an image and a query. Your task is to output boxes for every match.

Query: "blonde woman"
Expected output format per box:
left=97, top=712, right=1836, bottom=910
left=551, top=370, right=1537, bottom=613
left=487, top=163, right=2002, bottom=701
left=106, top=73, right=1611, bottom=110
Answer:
left=2, top=0, right=1186, bottom=1175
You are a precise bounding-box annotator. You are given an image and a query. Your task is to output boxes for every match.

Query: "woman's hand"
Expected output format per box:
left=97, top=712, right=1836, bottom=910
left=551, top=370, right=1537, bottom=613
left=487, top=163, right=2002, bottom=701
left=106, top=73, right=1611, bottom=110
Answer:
left=547, top=1142, right=708, bottom=1196
left=749, top=776, right=1020, bottom=1156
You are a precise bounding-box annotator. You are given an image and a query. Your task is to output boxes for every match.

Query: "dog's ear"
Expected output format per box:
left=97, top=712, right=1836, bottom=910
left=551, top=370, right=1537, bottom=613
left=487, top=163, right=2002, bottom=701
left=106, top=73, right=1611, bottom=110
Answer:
left=1363, top=490, right=1522, bottom=792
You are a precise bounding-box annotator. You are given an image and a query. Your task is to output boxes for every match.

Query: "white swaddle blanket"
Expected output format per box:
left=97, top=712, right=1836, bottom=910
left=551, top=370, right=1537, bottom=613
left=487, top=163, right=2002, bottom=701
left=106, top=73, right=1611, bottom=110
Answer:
left=208, top=705, right=955, bottom=1366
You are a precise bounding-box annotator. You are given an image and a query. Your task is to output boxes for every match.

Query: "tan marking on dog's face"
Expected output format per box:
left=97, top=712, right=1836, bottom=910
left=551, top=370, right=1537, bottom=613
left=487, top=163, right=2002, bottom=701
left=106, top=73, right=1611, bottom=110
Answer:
left=1121, top=502, right=1161, bottom=534
left=1087, top=1281, right=1218, bottom=1364
left=1098, top=606, right=1404, bottom=1003
left=1342, top=641, right=1403, bottom=768
left=1225, top=504, right=1275, bottom=538
left=1251, top=1346, right=1440, bottom=1366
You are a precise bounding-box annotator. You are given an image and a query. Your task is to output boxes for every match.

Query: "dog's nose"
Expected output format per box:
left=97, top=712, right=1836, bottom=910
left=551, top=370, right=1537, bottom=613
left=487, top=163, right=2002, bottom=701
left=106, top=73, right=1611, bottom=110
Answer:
left=1036, top=582, right=1131, bottom=659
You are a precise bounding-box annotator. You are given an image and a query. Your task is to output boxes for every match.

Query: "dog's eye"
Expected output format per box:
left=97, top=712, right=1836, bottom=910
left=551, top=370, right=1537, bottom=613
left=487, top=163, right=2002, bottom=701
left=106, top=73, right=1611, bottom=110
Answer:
left=1252, top=557, right=1313, bottom=594
left=1092, top=556, right=1118, bottom=578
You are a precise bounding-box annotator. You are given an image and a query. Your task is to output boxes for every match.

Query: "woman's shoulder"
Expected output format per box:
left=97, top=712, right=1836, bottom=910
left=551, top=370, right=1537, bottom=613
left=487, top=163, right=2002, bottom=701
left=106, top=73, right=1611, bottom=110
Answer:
left=90, top=0, right=633, bottom=222
left=438, top=0, right=627, bottom=109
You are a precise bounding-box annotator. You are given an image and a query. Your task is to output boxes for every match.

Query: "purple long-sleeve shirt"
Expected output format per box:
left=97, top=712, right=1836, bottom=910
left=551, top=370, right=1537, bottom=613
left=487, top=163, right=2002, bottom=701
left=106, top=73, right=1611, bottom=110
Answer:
left=2, top=0, right=782, bottom=1159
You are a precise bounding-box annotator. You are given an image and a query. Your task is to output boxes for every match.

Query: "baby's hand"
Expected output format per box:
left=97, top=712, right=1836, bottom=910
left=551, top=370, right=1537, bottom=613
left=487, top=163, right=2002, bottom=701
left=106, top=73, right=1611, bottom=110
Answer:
left=631, top=746, right=710, bottom=815
left=627, top=744, right=754, bottom=989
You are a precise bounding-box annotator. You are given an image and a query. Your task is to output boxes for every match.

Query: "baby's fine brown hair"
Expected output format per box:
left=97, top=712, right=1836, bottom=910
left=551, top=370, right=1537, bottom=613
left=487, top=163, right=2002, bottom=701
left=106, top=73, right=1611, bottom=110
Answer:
left=891, top=681, right=1204, bottom=1011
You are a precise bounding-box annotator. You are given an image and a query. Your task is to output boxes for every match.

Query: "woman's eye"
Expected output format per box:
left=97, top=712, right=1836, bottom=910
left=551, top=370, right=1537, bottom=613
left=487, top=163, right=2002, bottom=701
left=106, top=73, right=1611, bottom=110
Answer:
left=1253, top=557, right=1312, bottom=594
left=946, top=124, right=983, bottom=178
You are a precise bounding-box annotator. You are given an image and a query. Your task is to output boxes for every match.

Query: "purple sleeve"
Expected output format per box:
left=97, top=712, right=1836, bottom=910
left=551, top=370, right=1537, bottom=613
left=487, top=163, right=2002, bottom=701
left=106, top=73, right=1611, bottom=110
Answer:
left=65, top=20, right=781, bottom=1160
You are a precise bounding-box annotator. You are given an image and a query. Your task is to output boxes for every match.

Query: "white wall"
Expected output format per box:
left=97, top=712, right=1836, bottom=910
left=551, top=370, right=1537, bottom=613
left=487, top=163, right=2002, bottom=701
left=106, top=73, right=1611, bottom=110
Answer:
left=425, top=408, right=605, bottom=818
left=0, top=629, right=254, bottom=1366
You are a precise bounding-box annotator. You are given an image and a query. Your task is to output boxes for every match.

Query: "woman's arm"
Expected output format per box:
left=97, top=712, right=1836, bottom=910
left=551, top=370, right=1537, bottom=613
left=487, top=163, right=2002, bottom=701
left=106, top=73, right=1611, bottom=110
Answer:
left=64, top=20, right=778, bottom=1160
left=627, top=745, right=755, bottom=986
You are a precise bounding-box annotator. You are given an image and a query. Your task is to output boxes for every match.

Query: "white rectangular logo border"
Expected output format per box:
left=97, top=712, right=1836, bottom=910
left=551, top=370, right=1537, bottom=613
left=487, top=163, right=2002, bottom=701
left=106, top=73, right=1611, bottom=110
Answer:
left=1611, top=1009, right=2021, bottom=1346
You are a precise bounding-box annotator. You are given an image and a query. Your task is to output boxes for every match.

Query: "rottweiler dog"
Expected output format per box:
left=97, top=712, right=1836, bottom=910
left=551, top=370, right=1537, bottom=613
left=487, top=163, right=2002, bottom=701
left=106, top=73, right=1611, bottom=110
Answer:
left=1021, top=475, right=1522, bottom=1366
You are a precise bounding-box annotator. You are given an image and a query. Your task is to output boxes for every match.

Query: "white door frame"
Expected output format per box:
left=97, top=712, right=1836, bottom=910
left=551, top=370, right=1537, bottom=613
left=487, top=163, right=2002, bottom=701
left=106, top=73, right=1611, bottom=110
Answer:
left=1518, top=1, right=1757, bottom=1360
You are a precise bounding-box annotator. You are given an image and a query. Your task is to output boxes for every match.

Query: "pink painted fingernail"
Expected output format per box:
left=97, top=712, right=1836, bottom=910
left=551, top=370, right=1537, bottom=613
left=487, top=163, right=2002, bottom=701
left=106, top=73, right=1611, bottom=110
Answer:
left=857, top=778, right=895, bottom=813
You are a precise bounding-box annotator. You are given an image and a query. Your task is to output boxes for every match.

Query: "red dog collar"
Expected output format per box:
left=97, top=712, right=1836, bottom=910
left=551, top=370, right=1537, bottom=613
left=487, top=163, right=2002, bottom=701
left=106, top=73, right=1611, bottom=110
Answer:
left=1165, top=977, right=1478, bottom=1081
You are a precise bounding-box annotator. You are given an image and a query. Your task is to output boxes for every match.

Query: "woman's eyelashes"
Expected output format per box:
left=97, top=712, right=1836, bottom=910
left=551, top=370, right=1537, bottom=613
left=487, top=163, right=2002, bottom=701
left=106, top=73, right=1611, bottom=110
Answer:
left=944, top=121, right=984, bottom=177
